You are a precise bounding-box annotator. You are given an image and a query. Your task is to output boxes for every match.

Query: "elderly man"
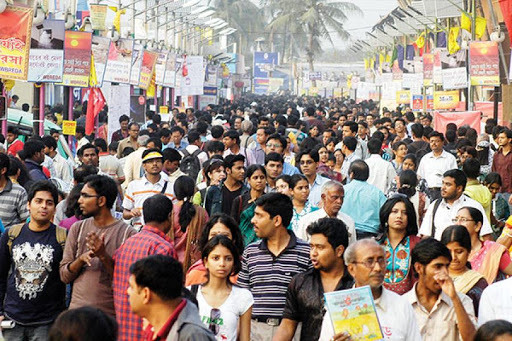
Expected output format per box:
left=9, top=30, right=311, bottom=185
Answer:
left=123, top=135, right=150, bottom=187
left=298, top=181, right=356, bottom=244
left=332, top=239, right=422, bottom=341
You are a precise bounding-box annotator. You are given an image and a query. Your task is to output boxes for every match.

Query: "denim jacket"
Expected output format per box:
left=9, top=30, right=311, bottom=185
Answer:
left=204, top=183, right=248, bottom=217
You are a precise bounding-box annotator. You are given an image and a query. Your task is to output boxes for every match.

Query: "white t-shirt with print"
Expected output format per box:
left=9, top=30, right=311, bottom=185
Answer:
left=196, top=285, right=253, bottom=341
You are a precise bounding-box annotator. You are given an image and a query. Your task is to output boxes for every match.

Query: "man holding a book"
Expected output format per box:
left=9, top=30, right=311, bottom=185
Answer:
left=273, top=218, right=354, bottom=341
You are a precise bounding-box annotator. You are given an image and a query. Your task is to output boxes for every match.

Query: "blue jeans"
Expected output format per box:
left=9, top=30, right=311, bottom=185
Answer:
left=3, top=323, right=50, bottom=341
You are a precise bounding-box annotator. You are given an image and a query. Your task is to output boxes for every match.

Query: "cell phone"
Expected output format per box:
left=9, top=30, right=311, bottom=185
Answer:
left=1, top=320, right=15, bottom=329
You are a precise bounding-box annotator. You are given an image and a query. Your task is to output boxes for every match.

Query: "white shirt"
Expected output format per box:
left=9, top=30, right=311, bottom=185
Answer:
left=478, top=277, right=512, bottom=325
left=419, top=194, right=493, bottom=240
left=297, top=208, right=356, bottom=245
left=366, top=154, right=397, bottom=194
left=319, top=288, right=422, bottom=341
left=196, top=286, right=253, bottom=341
left=51, top=153, right=73, bottom=182
left=181, top=144, right=209, bottom=168
left=417, top=150, right=457, bottom=188
left=122, top=174, right=176, bottom=228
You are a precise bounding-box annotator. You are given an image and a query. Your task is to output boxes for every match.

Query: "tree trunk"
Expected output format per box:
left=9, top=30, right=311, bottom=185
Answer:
left=308, top=28, right=316, bottom=87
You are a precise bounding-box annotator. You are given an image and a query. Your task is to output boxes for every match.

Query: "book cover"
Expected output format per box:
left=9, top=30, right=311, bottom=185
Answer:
left=324, top=285, right=383, bottom=340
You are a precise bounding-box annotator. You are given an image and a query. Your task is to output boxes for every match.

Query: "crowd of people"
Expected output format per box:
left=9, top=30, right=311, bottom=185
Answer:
left=0, top=94, right=512, bottom=340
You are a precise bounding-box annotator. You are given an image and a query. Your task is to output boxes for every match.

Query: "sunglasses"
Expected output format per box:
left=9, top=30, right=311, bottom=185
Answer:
left=209, top=308, right=221, bottom=335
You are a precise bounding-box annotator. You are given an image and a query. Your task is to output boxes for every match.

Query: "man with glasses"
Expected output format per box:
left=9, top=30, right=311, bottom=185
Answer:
left=296, top=149, right=329, bottom=207
left=318, top=239, right=421, bottom=341
left=60, top=175, right=136, bottom=316
left=265, top=134, right=300, bottom=175
left=419, top=169, right=492, bottom=241
left=117, top=122, right=140, bottom=158
left=404, top=238, right=476, bottom=341
left=122, top=149, right=176, bottom=230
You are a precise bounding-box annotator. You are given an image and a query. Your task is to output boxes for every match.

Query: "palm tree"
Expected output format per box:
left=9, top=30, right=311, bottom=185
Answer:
left=268, top=0, right=362, bottom=75
left=208, top=0, right=266, bottom=56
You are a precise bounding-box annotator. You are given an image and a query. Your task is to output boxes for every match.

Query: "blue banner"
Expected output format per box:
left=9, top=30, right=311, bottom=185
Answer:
left=253, top=52, right=278, bottom=79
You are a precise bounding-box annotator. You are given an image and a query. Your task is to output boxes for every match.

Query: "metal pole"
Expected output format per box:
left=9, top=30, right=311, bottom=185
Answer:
left=39, top=84, right=45, bottom=136
left=1, top=81, right=6, bottom=137
left=68, top=87, right=74, bottom=147
left=468, top=0, right=476, bottom=111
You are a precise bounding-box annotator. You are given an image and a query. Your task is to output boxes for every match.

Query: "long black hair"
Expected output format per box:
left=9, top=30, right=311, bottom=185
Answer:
left=202, top=235, right=242, bottom=283
left=378, top=195, right=418, bottom=237
left=174, top=176, right=197, bottom=232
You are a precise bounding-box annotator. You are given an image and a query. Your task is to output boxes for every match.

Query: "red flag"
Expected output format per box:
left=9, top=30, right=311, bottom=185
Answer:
left=500, top=0, right=512, bottom=40
left=85, top=88, right=106, bottom=135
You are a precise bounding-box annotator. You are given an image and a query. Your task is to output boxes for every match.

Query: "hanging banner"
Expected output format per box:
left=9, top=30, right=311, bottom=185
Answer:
left=433, top=49, right=444, bottom=84
left=89, top=4, right=108, bottom=31
left=402, top=73, right=423, bottom=90
left=253, top=51, right=278, bottom=94
left=138, top=50, right=158, bottom=90
left=423, top=53, right=434, bottom=86
left=434, top=90, right=460, bottom=110
left=434, top=111, right=481, bottom=134
left=411, top=95, right=424, bottom=111
left=0, top=6, right=33, bottom=80
left=181, top=55, right=205, bottom=96
left=61, top=31, right=92, bottom=87
left=154, top=51, right=168, bottom=85
left=426, top=95, right=434, bottom=110
left=129, top=42, right=143, bottom=85
left=90, top=36, right=110, bottom=87
left=107, top=84, right=130, bottom=142
left=396, top=90, right=411, bottom=104
left=470, top=41, right=499, bottom=86
left=163, top=52, right=176, bottom=87
left=104, top=38, right=134, bottom=84
left=441, top=49, right=468, bottom=90
left=28, top=19, right=65, bottom=82
left=62, top=120, right=77, bottom=135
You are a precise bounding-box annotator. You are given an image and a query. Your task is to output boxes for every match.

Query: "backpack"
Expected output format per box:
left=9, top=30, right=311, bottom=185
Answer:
left=7, top=223, right=67, bottom=254
left=180, top=149, right=202, bottom=181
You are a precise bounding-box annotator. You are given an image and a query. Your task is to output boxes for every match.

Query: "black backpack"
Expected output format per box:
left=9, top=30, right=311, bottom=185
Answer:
left=180, top=149, right=202, bottom=181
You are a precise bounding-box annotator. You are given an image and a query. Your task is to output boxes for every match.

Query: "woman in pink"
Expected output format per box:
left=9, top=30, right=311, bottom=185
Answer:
left=456, top=206, right=512, bottom=283
left=170, top=176, right=208, bottom=272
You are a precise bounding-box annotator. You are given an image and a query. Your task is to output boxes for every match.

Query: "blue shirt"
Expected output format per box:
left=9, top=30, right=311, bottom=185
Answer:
left=283, top=162, right=300, bottom=175
left=341, top=180, right=387, bottom=234
left=166, top=140, right=189, bottom=151
left=308, top=174, right=330, bottom=207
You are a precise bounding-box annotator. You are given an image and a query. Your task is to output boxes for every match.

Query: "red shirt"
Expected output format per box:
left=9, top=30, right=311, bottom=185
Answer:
left=492, top=148, right=512, bottom=193
left=7, top=139, right=24, bottom=157
left=143, top=299, right=187, bottom=341
left=113, top=226, right=177, bottom=341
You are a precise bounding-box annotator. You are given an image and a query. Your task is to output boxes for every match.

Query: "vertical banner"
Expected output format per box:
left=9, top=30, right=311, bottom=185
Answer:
left=426, top=95, right=434, bottom=111
left=28, top=19, right=65, bottom=82
left=434, top=90, right=460, bottom=110
left=423, top=53, right=434, bottom=86
left=154, top=51, right=168, bottom=85
left=441, top=49, right=468, bottom=90
left=129, top=42, right=143, bottom=85
left=90, top=36, right=110, bottom=87
left=89, top=4, right=108, bottom=31
left=433, top=48, right=444, bottom=84
left=253, top=51, right=278, bottom=94
left=182, top=55, right=205, bottom=96
left=0, top=6, right=33, bottom=80
left=107, top=84, right=130, bottom=142
left=470, top=41, right=499, bottom=86
left=138, top=50, right=158, bottom=90
left=163, top=52, right=176, bottom=87
left=411, top=95, right=424, bottom=111
left=104, top=38, right=134, bottom=84
left=61, top=31, right=92, bottom=87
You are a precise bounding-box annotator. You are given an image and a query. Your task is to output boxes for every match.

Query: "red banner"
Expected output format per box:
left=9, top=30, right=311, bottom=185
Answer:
left=434, top=111, right=481, bottom=134
left=61, top=31, right=92, bottom=87
left=470, top=41, right=499, bottom=86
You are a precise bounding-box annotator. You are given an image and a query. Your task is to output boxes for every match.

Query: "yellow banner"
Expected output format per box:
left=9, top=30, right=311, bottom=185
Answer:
left=434, top=90, right=460, bottom=110
left=62, top=120, right=77, bottom=135
left=0, top=6, right=33, bottom=81
left=90, top=4, right=108, bottom=31
left=396, top=90, right=411, bottom=104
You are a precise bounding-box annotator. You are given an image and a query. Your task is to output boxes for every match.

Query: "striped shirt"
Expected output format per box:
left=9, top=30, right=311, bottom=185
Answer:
left=122, top=174, right=176, bottom=228
left=0, top=179, right=29, bottom=228
left=237, top=231, right=311, bottom=319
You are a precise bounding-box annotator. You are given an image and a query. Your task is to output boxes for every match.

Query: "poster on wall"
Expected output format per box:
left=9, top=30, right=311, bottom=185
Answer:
left=470, top=41, right=499, bottom=86
left=61, top=31, right=92, bottom=87
left=90, top=36, right=110, bottom=87
left=28, top=19, right=65, bottom=82
left=0, top=6, right=33, bottom=80
left=104, top=38, right=134, bottom=84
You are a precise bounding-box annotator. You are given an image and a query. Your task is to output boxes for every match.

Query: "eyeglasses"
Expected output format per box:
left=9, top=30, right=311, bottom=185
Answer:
left=300, top=160, right=315, bottom=165
left=451, top=217, right=474, bottom=223
left=209, top=308, right=221, bottom=335
left=352, top=257, right=386, bottom=269
left=80, top=193, right=101, bottom=199
left=266, top=143, right=282, bottom=148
